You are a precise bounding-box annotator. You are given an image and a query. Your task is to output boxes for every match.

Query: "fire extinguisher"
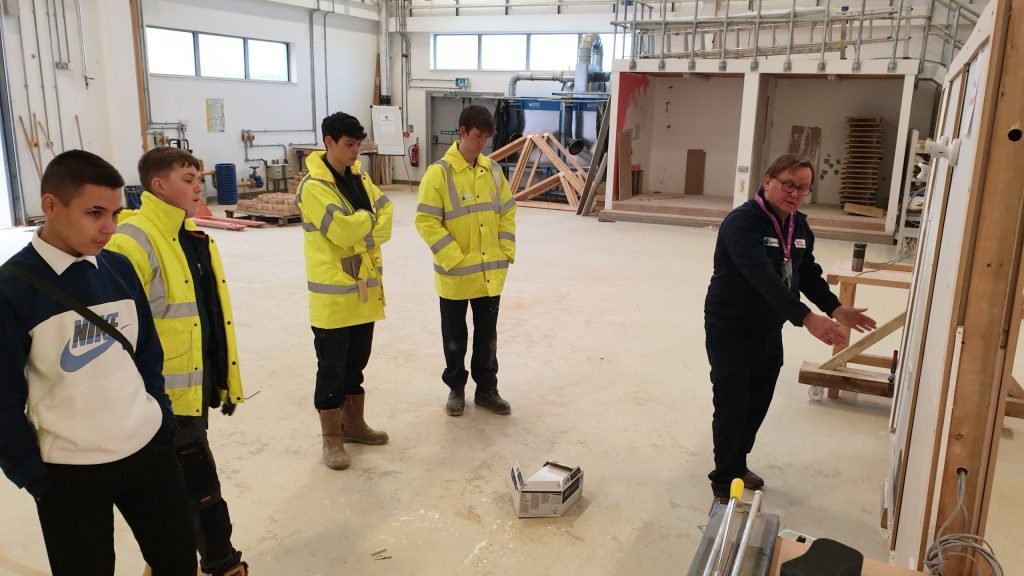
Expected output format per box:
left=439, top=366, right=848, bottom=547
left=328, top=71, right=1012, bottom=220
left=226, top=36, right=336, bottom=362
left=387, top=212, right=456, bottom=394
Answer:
left=409, top=138, right=420, bottom=167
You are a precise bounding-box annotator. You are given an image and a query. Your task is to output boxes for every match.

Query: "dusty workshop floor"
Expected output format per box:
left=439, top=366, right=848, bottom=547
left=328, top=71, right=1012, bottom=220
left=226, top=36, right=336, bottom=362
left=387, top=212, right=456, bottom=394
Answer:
left=0, top=186, right=1020, bottom=575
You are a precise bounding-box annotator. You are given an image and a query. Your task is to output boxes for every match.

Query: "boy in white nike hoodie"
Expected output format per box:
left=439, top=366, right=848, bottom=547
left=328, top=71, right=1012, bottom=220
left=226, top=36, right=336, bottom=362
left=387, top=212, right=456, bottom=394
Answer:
left=0, top=150, right=197, bottom=575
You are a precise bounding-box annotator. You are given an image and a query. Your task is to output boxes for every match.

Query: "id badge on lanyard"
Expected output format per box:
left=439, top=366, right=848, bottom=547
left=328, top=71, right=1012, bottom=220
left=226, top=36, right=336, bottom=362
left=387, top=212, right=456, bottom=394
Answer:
left=755, top=195, right=795, bottom=289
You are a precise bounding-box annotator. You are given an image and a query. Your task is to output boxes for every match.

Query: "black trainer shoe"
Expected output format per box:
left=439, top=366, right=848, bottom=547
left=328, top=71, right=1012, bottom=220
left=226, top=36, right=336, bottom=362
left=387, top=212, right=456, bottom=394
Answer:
left=474, top=389, right=511, bottom=415
left=446, top=390, right=465, bottom=416
left=743, top=469, right=765, bottom=490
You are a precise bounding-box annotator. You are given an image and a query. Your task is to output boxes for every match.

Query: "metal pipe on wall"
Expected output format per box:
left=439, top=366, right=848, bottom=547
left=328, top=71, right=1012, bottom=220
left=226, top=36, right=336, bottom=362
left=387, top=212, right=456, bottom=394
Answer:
left=59, top=0, right=72, bottom=63
left=45, top=0, right=66, bottom=149
left=14, top=5, right=37, bottom=145
left=309, top=9, right=319, bottom=141
left=379, top=0, right=392, bottom=104
left=73, top=0, right=91, bottom=88
left=323, top=10, right=329, bottom=112
left=0, top=3, right=28, bottom=224
left=30, top=0, right=54, bottom=146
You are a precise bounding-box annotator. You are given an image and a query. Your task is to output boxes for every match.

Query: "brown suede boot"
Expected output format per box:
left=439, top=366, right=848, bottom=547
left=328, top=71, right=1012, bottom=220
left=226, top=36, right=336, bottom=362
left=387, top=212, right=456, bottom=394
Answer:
left=341, top=394, right=389, bottom=445
left=318, top=408, right=351, bottom=470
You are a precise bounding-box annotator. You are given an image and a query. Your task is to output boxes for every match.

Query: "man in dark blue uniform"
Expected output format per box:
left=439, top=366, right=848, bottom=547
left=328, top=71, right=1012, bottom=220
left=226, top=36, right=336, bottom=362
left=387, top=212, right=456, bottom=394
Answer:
left=704, top=154, right=877, bottom=503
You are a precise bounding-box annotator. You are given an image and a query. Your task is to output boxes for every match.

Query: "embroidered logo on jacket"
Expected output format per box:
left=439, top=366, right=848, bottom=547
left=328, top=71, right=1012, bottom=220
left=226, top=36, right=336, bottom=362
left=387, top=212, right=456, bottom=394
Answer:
left=59, top=313, right=121, bottom=372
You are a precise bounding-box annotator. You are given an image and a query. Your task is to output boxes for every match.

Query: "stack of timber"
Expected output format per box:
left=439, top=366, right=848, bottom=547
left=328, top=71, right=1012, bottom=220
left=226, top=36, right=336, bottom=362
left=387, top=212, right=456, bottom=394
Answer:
left=840, top=116, right=884, bottom=209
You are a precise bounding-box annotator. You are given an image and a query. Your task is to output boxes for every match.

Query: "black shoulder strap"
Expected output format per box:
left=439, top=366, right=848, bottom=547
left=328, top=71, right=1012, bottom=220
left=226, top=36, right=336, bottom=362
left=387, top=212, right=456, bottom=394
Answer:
left=1, top=262, right=136, bottom=359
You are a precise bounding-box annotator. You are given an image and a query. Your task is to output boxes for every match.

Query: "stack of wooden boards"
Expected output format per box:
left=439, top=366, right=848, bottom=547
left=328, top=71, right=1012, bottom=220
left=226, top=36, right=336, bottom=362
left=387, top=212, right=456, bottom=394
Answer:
left=840, top=116, right=884, bottom=209
left=236, top=193, right=300, bottom=218
left=489, top=133, right=588, bottom=211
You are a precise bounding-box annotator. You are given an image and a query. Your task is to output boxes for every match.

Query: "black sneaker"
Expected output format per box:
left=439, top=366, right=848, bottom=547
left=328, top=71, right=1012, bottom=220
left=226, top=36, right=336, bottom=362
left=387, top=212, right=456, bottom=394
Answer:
left=474, top=389, right=511, bottom=415
left=743, top=469, right=765, bottom=490
left=446, top=390, right=465, bottom=416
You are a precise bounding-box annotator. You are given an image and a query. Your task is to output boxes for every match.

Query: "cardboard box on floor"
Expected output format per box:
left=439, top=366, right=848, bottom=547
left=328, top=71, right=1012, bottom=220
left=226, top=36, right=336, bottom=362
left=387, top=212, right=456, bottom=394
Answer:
left=509, top=461, right=583, bottom=518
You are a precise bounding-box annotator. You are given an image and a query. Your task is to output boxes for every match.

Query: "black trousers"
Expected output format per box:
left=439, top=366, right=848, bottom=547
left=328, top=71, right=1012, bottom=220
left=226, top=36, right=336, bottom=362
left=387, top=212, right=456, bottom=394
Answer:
left=440, top=296, right=500, bottom=392
left=705, top=322, right=784, bottom=498
left=35, top=426, right=197, bottom=576
left=312, top=323, right=375, bottom=410
left=174, top=417, right=242, bottom=575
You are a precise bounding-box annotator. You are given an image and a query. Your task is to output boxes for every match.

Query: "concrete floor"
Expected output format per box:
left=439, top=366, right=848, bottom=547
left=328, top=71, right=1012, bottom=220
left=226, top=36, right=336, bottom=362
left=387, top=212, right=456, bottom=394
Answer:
left=0, top=186, right=1020, bottom=575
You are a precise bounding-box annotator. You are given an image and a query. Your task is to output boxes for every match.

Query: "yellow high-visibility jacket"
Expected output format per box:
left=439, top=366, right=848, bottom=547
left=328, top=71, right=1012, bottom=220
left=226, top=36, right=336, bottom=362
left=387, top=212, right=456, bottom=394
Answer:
left=415, top=142, right=517, bottom=300
left=106, top=191, right=244, bottom=417
left=297, top=152, right=393, bottom=329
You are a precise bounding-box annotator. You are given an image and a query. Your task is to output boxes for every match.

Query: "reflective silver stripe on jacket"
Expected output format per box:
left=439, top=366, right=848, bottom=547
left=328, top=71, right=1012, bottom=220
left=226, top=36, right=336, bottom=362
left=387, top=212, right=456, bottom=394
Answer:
left=164, top=371, right=203, bottom=390
left=307, top=277, right=382, bottom=294
left=433, top=260, right=510, bottom=276
left=417, top=203, right=444, bottom=217
left=498, top=231, right=516, bottom=242
left=116, top=223, right=178, bottom=320
left=433, top=159, right=505, bottom=221
left=430, top=235, right=455, bottom=254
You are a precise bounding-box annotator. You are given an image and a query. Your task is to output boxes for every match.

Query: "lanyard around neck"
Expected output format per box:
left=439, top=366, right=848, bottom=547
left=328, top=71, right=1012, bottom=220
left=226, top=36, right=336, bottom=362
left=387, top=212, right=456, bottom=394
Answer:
left=754, top=194, right=794, bottom=263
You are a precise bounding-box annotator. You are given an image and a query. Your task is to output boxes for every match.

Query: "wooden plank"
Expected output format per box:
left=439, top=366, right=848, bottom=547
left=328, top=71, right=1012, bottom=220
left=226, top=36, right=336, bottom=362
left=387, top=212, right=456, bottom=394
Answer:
left=826, top=261, right=913, bottom=289
left=489, top=136, right=527, bottom=162
left=821, top=312, right=907, bottom=370
left=516, top=200, right=576, bottom=211
left=617, top=129, right=633, bottom=201
left=798, top=362, right=895, bottom=397
left=849, top=353, right=897, bottom=369
left=579, top=153, right=608, bottom=217
left=685, top=149, right=706, bottom=196
left=1007, top=396, right=1024, bottom=419
left=577, top=107, right=610, bottom=216
left=547, top=133, right=586, bottom=174
left=193, top=218, right=247, bottom=231
left=558, top=173, right=580, bottom=208
left=532, top=136, right=584, bottom=193
left=515, top=173, right=561, bottom=201
left=866, top=261, right=914, bottom=273
left=843, top=203, right=885, bottom=218
left=524, top=145, right=542, bottom=190
left=509, top=138, right=536, bottom=192
left=1009, top=375, right=1024, bottom=399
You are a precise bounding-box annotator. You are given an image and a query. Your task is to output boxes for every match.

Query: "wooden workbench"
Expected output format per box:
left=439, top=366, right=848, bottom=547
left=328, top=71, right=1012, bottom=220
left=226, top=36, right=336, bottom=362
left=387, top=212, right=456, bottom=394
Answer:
left=798, top=261, right=912, bottom=400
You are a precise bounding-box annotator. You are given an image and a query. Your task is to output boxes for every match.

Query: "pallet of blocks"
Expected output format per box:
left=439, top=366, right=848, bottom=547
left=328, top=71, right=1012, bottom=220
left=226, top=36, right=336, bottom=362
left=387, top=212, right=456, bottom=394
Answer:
left=227, top=192, right=302, bottom=226
left=840, top=117, right=884, bottom=210
left=287, top=170, right=308, bottom=195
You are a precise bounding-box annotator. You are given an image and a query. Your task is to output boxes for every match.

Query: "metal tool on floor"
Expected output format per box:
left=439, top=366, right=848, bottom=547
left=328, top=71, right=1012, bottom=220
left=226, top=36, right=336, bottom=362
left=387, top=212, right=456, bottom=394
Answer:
left=688, top=479, right=780, bottom=576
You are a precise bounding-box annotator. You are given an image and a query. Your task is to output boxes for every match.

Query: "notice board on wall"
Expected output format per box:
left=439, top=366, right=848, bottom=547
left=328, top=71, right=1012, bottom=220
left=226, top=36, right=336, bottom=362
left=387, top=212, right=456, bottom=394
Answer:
left=370, top=106, right=404, bottom=156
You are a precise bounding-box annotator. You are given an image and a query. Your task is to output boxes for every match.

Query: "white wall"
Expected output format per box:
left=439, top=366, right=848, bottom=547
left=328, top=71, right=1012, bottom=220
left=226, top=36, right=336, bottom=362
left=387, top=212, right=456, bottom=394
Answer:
left=3, top=0, right=145, bottom=218
left=390, top=24, right=615, bottom=181
left=762, top=76, right=904, bottom=206
left=143, top=0, right=378, bottom=194
left=0, top=0, right=380, bottom=218
left=645, top=75, right=743, bottom=197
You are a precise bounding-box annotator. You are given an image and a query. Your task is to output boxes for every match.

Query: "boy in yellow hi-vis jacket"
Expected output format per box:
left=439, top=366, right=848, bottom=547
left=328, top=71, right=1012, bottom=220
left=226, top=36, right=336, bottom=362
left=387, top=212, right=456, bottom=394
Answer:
left=107, top=147, right=249, bottom=576
left=296, top=112, right=393, bottom=470
left=415, top=105, right=517, bottom=417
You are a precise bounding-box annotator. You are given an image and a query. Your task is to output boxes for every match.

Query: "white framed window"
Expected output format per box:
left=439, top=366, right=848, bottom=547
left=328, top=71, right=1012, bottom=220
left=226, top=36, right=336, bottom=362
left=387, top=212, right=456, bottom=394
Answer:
left=198, top=34, right=245, bottom=79
left=481, top=35, right=527, bottom=71
left=528, top=34, right=579, bottom=71
left=248, top=40, right=290, bottom=81
left=145, top=27, right=290, bottom=82
left=434, top=35, right=479, bottom=70
left=146, top=28, right=196, bottom=76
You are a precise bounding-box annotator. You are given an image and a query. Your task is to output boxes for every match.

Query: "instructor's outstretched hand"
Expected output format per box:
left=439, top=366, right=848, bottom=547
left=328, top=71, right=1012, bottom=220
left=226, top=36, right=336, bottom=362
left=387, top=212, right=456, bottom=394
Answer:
left=832, top=306, right=877, bottom=333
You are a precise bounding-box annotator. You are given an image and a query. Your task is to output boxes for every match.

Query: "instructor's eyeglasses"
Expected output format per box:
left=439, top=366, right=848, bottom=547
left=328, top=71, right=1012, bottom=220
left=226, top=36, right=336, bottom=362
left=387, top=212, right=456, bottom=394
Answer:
left=773, top=178, right=813, bottom=197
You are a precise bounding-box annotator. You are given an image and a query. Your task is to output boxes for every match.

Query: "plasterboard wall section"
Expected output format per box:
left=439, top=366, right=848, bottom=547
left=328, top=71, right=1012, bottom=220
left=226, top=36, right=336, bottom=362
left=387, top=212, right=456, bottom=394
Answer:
left=760, top=76, right=904, bottom=207
left=2, top=0, right=143, bottom=219
left=645, top=75, right=743, bottom=197
left=142, top=0, right=378, bottom=193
